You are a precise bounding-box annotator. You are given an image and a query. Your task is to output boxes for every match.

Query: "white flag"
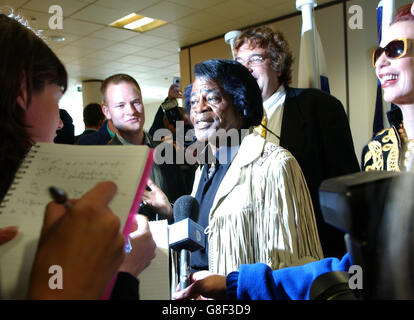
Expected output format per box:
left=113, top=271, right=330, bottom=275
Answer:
left=297, top=0, right=330, bottom=93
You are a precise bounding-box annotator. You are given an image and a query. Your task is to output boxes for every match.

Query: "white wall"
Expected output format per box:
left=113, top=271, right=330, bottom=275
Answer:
left=143, top=100, right=163, bottom=131
left=347, top=0, right=378, bottom=162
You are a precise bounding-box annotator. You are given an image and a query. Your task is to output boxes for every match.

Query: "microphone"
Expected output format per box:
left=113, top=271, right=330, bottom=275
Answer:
left=169, top=195, right=205, bottom=290
left=173, top=195, right=199, bottom=223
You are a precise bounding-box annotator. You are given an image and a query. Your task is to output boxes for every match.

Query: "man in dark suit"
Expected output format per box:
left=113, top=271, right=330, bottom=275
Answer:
left=76, top=119, right=116, bottom=145
left=74, top=103, right=105, bottom=143
left=234, top=26, right=360, bottom=258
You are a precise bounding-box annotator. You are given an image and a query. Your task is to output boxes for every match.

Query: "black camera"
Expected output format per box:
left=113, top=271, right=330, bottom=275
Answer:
left=317, top=170, right=403, bottom=299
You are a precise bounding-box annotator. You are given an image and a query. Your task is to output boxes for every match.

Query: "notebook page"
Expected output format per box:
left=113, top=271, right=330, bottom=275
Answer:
left=0, top=143, right=150, bottom=299
left=139, top=219, right=170, bottom=300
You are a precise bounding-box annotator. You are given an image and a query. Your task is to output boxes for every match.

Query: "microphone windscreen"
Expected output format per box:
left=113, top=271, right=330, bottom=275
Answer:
left=173, top=195, right=199, bottom=222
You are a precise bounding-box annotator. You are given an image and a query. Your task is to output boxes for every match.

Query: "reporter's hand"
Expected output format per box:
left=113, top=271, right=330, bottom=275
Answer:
left=0, top=226, right=18, bottom=245
left=27, top=181, right=125, bottom=300
left=142, top=179, right=172, bottom=219
left=168, top=84, right=182, bottom=99
left=172, top=271, right=227, bottom=300
left=119, top=214, right=156, bottom=277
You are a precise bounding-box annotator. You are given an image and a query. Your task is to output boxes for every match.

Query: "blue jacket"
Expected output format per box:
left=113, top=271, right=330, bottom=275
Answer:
left=76, top=120, right=112, bottom=145
left=226, top=253, right=352, bottom=300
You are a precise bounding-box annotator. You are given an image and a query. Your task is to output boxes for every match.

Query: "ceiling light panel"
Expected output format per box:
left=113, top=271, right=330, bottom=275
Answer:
left=110, top=13, right=167, bottom=33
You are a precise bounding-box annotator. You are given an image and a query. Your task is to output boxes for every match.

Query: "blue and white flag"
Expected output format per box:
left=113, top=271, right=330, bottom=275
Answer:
left=297, top=0, right=330, bottom=94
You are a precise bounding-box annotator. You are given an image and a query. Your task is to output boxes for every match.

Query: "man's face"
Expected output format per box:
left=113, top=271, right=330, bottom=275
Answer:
left=102, top=81, right=145, bottom=135
left=189, top=77, right=243, bottom=142
left=235, top=43, right=281, bottom=101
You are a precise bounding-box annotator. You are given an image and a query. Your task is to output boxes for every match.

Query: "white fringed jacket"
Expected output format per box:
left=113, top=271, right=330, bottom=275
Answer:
left=191, top=132, right=324, bottom=275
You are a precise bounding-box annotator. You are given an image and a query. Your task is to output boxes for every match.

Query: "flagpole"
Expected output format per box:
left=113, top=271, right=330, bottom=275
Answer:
left=296, top=0, right=319, bottom=89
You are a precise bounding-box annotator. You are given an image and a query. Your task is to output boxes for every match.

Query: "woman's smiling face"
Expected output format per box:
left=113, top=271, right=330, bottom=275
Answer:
left=375, top=21, right=414, bottom=106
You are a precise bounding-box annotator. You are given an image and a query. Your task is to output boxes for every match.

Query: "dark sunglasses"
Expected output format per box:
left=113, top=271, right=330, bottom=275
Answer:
left=372, top=38, right=413, bottom=67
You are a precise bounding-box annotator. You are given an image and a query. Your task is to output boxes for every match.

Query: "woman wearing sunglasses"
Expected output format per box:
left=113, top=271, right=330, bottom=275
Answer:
left=362, top=3, right=414, bottom=171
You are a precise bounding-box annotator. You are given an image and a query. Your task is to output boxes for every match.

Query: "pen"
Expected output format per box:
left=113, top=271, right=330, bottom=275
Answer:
left=49, top=186, right=73, bottom=211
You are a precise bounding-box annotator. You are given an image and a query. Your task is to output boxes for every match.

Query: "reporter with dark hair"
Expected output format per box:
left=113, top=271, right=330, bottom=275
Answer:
left=0, top=9, right=155, bottom=299
left=0, top=11, right=66, bottom=202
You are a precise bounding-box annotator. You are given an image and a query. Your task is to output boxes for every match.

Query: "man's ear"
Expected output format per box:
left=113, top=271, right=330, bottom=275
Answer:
left=101, top=104, right=111, bottom=120
left=16, top=75, right=29, bottom=111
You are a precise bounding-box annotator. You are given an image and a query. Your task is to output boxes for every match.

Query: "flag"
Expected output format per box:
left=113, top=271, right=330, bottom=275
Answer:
left=297, top=1, right=330, bottom=94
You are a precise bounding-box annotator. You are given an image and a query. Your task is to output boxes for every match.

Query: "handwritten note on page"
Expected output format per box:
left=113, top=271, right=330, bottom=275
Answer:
left=0, top=143, right=150, bottom=299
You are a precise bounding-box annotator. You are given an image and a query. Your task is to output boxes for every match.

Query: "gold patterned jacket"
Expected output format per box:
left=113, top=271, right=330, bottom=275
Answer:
left=361, top=126, right=414, bottom=172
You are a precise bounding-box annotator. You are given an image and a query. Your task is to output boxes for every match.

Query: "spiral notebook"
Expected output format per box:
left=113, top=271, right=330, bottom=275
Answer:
left=0, top=143, right=154, bottom=299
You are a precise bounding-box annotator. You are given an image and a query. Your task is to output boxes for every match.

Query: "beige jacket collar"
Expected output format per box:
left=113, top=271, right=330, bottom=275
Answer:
left=192, top=132, right=266, bottom=217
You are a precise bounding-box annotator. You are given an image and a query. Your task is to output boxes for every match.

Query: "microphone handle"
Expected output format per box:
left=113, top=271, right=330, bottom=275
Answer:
left=179, top=249, right=191, bottom=290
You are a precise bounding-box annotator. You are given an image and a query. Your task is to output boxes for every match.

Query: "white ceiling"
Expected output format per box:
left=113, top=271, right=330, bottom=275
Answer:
left=1, top=0, right=333, bottom=104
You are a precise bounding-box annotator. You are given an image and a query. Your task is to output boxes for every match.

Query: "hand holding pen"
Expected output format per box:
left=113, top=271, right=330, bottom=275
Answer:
left=49, top=186, right=73, bottom=211
left=49, top=185, right=133, bottom=254
left=29, top=181, right=125, bottom=299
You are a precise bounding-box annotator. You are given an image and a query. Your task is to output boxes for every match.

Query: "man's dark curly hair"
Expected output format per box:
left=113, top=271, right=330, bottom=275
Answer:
left=184, top=59, right=263, bottom=128
left=234, top=26, right=294, bottom=88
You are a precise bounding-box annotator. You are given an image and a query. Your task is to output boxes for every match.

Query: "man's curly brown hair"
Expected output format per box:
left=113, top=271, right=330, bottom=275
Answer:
left=234, top=26, right=294, bottom=88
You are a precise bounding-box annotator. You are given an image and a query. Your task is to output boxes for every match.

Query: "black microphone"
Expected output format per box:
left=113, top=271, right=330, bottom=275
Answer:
left=169, top=195, right=205, bottom=290
left=173, top=195, right=200, bottom=223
